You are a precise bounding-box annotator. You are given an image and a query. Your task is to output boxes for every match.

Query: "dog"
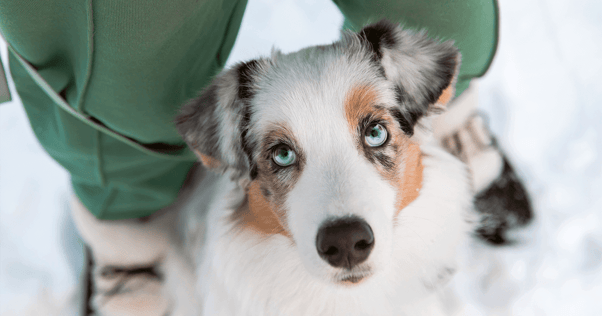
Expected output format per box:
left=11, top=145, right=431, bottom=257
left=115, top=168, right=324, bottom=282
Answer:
left=166, top=20, right=475, bottom=316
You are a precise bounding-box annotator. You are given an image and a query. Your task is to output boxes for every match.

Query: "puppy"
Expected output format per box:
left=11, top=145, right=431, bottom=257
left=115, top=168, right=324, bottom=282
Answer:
left=167, top=20, right=475, bottom=316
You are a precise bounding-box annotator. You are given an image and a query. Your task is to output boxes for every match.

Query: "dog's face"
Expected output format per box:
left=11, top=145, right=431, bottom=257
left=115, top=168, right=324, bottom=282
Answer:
left=176, top=21, right=461, bottom=286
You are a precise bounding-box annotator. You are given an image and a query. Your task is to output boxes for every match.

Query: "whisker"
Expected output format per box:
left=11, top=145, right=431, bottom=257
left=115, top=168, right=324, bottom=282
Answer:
left=406, top=227, right=428, bottom=247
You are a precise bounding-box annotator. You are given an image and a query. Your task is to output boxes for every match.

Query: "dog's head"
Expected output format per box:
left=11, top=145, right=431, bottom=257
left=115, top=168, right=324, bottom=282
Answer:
left=176, top=21, right=461, bottom=286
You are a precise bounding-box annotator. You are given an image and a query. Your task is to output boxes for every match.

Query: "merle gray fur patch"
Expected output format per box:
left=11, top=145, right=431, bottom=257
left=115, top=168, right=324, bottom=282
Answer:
left=356, top=20, right=461, bottom=136
left=175, top=58, right=271, bottom=177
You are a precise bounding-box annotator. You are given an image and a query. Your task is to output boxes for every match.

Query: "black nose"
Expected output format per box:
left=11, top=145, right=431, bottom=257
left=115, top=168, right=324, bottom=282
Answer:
left=315, top=217, right=375, bottom=269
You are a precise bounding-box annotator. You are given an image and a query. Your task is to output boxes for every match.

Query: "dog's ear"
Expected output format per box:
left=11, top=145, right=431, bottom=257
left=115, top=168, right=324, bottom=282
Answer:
left=175, top=59, right=267, bottom=179
left=357, top=20, right=461, bottom=136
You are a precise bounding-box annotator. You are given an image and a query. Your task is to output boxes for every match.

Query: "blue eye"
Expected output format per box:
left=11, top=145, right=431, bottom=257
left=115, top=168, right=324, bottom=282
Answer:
left=365, top=123, right=388, bottom=147
left=272, top=145, right=296, bottom=166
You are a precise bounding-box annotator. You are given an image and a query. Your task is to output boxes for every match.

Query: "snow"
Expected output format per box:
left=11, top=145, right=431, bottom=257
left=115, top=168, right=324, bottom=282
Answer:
left=1, top=0, right=601, bottom=314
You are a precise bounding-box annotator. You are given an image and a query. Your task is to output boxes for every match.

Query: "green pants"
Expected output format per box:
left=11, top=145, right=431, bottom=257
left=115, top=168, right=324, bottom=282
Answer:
left=0, top=0, right=497, bottom=219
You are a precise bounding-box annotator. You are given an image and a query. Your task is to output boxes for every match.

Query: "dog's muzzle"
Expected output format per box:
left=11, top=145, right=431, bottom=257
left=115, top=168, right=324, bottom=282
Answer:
left=315, top=216, right=374, bottom=270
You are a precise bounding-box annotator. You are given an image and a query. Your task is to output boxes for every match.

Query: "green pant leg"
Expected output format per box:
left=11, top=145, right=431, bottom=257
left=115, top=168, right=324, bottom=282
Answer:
left=0, top=59, right=10, bottom=103
left=333, top=0, right=499, bottom=97
left=0, top=0, right=247, bottom=219
left=9, top=52, right=195, bottom=220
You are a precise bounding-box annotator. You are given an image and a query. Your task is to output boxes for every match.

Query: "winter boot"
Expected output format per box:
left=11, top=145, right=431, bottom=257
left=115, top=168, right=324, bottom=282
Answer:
left=433, top=83, right=533, bottom=245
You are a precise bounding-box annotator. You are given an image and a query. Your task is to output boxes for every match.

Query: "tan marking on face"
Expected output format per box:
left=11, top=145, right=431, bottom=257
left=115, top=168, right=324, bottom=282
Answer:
left=343, top=84, right=423, bottom=218
left=232, top=181, right=290, bottom=237
left=436, top=84, right=455, bottom=107
left=394, top=142, right=423, bottom=214
left=367, top=121, right=423, bottom=216
left=230, top=122, right=303, bottom=237
left=344, top=85, right=379, bottom=130
left=195, top=151, right=222, bottom=169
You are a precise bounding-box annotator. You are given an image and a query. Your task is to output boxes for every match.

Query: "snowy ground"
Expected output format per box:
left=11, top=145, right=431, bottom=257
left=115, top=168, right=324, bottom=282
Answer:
left=1, top=0, right=601, bottom=314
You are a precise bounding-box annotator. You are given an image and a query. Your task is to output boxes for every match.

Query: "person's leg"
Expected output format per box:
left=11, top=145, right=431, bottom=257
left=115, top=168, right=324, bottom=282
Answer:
left=71, top=163, right=204, bottom=316
left=70, top=196, right=173, bottom=316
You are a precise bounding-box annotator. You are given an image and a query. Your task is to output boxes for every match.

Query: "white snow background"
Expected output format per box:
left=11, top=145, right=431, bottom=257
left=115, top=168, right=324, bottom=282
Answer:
left=1, top=0, right=601, bottom=314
